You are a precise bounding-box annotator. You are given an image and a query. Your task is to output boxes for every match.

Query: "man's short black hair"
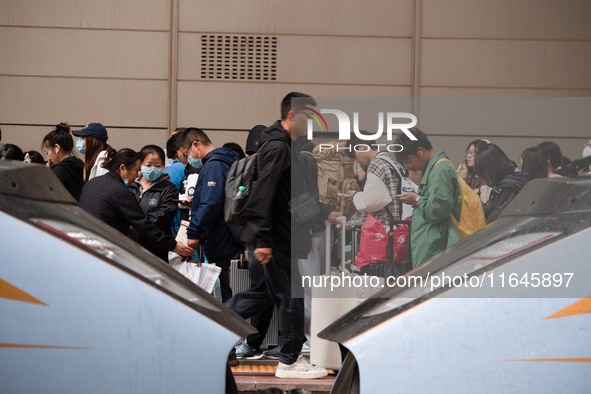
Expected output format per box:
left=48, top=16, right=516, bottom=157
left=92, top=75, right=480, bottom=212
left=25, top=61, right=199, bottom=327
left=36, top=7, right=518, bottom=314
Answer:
left=280, top=92, right=316, bottom=120
left=165, top=133, right=182, bottom=159
left=180, top=127, right=212, bottom=149
left=345, top=130, right=379, bottom=158
left=393, top=128, right=432, bottom=164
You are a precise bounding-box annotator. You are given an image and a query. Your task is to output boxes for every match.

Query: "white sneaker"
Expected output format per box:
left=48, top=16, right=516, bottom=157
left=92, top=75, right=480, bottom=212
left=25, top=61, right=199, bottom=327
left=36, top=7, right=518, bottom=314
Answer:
left=275, top=355, right=328, bottom=379
left=300, top=343, right=311, bottom=356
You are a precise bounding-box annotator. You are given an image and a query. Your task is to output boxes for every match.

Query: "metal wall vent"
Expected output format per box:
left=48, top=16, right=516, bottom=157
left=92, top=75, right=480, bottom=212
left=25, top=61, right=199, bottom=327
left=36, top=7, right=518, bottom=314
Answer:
left=200, top=35, right=277, bottom=81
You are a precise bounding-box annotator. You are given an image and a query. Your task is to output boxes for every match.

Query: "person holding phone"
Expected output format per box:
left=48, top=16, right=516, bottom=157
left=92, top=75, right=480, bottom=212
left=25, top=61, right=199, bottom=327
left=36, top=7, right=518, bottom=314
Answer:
left=394, top=129, right=462, bottom=267
left=344, top=132, right=405, bottom=229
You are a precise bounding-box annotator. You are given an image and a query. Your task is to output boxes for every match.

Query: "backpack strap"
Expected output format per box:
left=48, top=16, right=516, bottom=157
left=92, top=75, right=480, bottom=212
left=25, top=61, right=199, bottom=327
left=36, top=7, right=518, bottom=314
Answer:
left=253, top=140, right=272, bottom=181
left=373, top=155, right=404, bottom=195
left=372, top=155, right=407, bottom=228
left=434, top=157, right=462, bottom=223
left=434, top=157, right=454, bottom=168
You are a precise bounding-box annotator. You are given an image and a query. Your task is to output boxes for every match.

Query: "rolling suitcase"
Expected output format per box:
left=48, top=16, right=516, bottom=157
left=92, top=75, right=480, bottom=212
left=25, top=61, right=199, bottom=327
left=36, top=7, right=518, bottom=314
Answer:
left=310, top=218, right=383, bottom=370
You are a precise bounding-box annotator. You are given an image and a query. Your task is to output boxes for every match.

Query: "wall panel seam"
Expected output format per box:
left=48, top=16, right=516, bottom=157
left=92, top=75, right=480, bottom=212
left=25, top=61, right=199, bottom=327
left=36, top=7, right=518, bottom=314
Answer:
left=0, top=74, right=167, bottom=82
left=0, top=24, right=168, bottom=33
left=168, top=0, right=179, bottom=133
left=422, top=36, right=591, bottom=43
left=176, top=79, right=411, bottom=88
left=1, top=123, right=167, bottom=130
left=179, top=31, right=412, bottom=40
left=420, top=85, right=591, bottom=91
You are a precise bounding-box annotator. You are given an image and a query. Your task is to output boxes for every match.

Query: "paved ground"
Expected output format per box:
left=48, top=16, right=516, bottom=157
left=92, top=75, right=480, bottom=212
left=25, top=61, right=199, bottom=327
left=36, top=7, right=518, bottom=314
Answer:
left=233, top=359, right=336, bottom=393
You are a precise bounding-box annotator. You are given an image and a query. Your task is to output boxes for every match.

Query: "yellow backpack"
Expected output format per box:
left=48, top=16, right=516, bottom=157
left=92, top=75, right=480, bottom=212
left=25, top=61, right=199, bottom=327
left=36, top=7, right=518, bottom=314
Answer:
left=435, top=158, right=486, bottom=238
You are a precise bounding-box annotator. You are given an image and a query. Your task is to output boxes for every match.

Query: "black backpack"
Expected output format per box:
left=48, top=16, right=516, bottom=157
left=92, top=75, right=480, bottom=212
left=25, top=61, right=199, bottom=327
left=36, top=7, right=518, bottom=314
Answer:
left=224, top=142, right=268, bottom=226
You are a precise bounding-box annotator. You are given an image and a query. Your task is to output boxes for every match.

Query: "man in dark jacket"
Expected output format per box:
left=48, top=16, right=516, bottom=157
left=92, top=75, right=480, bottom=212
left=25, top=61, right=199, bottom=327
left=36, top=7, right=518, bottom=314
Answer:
left=238, top=92, right=338, bottom=379
left=180, top=128, right=240, bottom=302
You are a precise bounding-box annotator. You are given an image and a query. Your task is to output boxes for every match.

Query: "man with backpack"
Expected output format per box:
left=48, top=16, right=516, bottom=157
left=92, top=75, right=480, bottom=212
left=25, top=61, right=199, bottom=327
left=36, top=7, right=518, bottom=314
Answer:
left=237, top=92, right=337, bottom=379
left=225, top=124, right=280, bottom=361
left=394, top=129, right=463, bottom=267
left=179, top=127, right=240, bottom=302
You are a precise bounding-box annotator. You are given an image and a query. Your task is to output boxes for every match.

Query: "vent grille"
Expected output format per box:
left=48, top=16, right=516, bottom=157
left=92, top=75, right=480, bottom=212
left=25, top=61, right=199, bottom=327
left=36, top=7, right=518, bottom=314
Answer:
left=200, top=35, right=278, bottom=81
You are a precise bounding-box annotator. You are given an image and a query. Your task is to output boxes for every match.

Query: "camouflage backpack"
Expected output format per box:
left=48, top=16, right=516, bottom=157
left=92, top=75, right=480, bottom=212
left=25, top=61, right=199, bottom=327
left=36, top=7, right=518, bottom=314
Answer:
left=311, top=140, right=360, bottom=217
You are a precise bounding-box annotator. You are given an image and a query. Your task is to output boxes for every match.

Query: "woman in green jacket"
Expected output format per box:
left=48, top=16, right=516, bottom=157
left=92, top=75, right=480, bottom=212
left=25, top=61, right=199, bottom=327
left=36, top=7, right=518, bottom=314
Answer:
left=395, top=129, right=462, bottom=267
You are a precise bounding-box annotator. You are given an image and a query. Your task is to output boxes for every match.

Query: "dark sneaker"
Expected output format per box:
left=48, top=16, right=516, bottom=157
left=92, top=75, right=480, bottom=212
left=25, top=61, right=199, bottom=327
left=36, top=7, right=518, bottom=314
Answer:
left=228, top=348, right=240, bottom=367
left=235, top=341, right=263, bottom=360
left=275, top=355, right=328, bottom=379
left=262, top=345, right=281, bottom=360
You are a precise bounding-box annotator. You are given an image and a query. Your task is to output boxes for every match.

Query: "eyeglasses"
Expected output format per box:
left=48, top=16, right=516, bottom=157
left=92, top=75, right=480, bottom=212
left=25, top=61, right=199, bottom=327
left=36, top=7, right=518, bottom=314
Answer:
left=181, top=141, right=198, bottom=159
left=466, top=150, right=476, bottom=157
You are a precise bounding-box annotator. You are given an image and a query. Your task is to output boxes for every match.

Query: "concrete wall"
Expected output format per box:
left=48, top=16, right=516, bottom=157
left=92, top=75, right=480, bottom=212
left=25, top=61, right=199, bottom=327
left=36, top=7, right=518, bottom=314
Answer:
left=1, top=0, right=590, bottom=165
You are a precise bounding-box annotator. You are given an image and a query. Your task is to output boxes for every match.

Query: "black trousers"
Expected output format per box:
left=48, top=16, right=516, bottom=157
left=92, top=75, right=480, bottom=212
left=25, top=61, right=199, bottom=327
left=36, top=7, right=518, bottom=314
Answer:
left=225, top=250, right=305, bottom=364
left=225, top=247, right=276, bottom=348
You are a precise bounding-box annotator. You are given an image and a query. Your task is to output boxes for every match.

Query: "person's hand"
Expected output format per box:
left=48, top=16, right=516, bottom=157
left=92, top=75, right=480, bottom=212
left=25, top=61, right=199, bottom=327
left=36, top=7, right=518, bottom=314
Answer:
left=254, top=247, right=272, bottom=265
left=344, top=191, right=356, bottom=200
left=174, top=241, right=194, bottom=257
left=397, top=191, right=419, bottom=205
left=187, top=238, right=200, bottom=249
left=179, top=197, right=192, bottom=207
left=327, top=211, right=343, bottom=224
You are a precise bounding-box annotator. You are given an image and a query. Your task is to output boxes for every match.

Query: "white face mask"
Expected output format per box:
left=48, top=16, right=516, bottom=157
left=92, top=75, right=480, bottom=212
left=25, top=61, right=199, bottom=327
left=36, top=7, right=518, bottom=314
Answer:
left=583, top=146, right=591, bottom=158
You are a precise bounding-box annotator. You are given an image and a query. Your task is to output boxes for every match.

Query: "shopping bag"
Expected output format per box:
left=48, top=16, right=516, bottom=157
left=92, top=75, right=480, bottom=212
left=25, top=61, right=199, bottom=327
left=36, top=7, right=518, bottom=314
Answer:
left=390, top=218, right=410, bottom=264
left=168, top=246, right=222, bottom=299
left=354, top=214, right=388, bottom=268
left=354, top=214, right=410, bottom=268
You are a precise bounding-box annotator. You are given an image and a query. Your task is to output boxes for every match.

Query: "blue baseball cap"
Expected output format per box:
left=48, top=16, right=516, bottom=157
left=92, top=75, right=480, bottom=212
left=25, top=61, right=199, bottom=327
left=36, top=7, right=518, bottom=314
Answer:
left=72, top=123, right=108, bottom=142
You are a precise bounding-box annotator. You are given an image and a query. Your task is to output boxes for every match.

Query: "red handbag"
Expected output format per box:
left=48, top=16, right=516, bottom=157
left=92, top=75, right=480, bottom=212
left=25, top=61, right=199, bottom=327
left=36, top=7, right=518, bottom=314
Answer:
left=390, top=219, right=410, bottom=264
left=354, top=214, right=410, bottom=268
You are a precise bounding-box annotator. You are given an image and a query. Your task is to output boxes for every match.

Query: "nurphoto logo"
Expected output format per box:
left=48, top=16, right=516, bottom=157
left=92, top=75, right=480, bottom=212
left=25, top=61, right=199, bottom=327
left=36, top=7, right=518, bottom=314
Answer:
left=306, top=108, right=418, bottom=153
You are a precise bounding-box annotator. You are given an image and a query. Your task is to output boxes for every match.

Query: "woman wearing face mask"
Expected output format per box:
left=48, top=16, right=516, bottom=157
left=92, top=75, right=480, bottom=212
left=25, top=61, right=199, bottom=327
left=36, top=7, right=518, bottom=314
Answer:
left=42, top=123, right=85, bottom=200
left=129, top=145, right=179, bottom=260
left=72, top=122, right=112, bottom=181
left=79, top=148, right=193, bottom=259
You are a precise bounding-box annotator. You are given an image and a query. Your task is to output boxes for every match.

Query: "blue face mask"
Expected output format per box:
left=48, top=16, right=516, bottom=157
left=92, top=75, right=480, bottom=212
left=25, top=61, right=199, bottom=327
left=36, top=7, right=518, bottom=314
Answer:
left=122, top=178, right=129, bottom=187
left=583, top=146, right=591, bottom=158
left=141, top=166, right=164, bottom=182
left=187, top=145, right=203, bottom=170
left=75, top=138, right=86, bottom=154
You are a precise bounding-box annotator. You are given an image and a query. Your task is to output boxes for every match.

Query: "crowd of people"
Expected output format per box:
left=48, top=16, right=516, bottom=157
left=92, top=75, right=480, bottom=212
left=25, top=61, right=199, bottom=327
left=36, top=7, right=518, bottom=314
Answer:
left=1, top=94, right=591, bottom=380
